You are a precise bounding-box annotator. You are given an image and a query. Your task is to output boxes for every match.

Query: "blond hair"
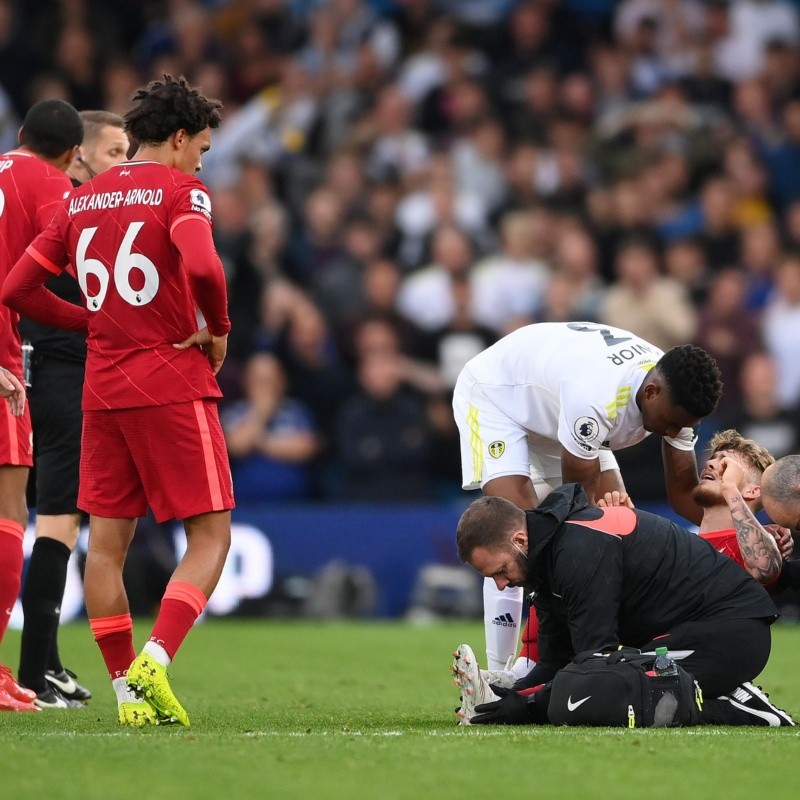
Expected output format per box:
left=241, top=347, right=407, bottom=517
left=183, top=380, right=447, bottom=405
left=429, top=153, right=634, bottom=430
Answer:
left=708, top=429, right=775, bottom=474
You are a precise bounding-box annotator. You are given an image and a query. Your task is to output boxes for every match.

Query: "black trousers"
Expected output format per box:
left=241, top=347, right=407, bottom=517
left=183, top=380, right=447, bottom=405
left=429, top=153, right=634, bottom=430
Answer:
left=27, top=357, right=84, bottom=515
left=638, top=616, right=772, bottom=698
left=530, top=616, right=773, bottom=724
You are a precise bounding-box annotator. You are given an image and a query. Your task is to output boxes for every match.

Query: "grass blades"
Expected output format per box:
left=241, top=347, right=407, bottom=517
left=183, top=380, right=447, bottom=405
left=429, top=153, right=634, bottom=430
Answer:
left=1, top=620, right=799, bottom=800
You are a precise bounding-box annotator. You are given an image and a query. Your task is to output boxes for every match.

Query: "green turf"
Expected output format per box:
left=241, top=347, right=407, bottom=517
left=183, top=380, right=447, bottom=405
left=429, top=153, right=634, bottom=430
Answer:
left=1, top=620, right=799, bottom=800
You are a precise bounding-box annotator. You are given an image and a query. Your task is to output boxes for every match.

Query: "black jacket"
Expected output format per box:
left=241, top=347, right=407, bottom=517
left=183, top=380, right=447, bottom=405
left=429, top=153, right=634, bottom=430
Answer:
left=523, top=484, right=778, bottom=684
left=18, top=178, right=86, bottom=364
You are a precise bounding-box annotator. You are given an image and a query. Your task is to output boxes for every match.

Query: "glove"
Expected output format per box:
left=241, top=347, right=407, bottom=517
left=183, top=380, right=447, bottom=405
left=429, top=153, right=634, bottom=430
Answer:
left=663, top=426, right=698, bottom=451
left=471, top=687, right=536, bottom=725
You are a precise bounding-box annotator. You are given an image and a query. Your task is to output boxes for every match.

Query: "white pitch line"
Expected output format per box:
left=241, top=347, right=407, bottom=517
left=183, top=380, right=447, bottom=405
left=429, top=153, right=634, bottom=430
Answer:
left=5, top=727, right=776, bottom=740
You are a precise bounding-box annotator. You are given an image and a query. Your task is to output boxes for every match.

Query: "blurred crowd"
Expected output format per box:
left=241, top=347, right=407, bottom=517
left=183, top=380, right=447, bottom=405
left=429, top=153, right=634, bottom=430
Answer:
left=4, top=0, right=800, bottom=504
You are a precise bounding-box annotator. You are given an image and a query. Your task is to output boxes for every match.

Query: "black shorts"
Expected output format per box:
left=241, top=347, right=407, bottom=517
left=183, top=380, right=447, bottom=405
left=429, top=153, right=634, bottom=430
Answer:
left=27, top=357, right=83, bottom=515
left=639, top=616, right=773, bottom=698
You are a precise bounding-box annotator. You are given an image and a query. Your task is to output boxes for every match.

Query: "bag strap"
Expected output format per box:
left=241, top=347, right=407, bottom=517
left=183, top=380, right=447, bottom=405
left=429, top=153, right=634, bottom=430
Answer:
left=606, top=647, right=646, bottom=665
left=573, top=646, right=644, bottom=665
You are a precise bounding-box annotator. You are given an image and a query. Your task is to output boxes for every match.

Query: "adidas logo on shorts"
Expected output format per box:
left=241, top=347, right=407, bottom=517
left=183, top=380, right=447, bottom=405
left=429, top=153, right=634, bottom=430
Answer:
left=492, top=613, right=517, bottom=628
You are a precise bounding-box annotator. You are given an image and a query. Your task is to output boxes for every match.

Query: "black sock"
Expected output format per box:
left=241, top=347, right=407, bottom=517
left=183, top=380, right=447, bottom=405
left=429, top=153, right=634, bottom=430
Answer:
left=18, top=537, right=71, bottom=692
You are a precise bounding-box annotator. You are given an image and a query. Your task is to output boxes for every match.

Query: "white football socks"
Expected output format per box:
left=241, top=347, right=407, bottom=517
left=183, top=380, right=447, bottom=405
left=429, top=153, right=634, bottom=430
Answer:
left=512, top=655, right=536, bottom=679
left=143, top=640, right=171, bottom=668
left=112, top=676, right=138, bottom=706
left=483, top=579, right=524, bottom=670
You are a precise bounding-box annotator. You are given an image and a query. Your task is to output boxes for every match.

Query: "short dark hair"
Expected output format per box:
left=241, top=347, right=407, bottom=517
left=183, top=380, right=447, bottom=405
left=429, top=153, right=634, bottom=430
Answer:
left=655, top=344, right=722, bottom=418
left=124, top=74, right=222, bottom=146
left=19, top=99, right=83, bottom=158
left=456, top=496, right=525, bottom=563
left=763, top=455, right=800, bottom=507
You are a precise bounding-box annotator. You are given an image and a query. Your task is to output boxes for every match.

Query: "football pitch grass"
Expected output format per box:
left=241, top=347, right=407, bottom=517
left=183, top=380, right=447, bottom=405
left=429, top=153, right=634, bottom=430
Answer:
left=1, top=620, right=799, bottom=800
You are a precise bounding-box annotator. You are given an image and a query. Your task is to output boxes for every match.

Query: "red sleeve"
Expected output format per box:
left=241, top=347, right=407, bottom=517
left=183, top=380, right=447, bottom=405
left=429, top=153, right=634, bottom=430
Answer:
left=171, top=217, right=231, bottom=337
left=2, top=250, right=89, bottom=333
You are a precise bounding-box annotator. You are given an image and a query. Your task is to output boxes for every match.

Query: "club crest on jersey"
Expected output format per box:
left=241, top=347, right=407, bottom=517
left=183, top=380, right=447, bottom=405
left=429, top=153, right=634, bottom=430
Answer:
left=574, top=417, right=598, bottom=442
left=190, top=188, right=212, bottom=220
left=488, top=441, right=505, bottom=459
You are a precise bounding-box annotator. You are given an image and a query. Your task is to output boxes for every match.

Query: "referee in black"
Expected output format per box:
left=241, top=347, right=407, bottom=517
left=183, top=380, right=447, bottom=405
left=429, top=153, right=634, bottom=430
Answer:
left=17, top=110, right=129, bottom=708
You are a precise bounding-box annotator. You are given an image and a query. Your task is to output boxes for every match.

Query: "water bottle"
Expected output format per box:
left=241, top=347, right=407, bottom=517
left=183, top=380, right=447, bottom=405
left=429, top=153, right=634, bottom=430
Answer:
left=653, top=646, right=678, bottom=677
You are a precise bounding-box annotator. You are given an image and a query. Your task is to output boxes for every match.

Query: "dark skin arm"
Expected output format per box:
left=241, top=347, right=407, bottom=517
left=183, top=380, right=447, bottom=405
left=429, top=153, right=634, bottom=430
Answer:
left=597, top=468, right=626, bottom=497
left=483, top=457, right=624, bottom=511
left=483, top=474, right=539, bottom=510
left=662, top=439, right=702, bottom=526
left=561, top=449, right=602, bottom=506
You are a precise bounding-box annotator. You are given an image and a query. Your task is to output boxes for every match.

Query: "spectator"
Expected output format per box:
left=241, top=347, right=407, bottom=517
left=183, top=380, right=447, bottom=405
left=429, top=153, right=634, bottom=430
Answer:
left=614, top=0, right=705, bottom=67
left=285, top=185, right=346, bottom=284
left=8, top=0, right=800, bottom=512
left=470, top=210, right=551, bottom=334
left=724, top=138, right=773, bottom=227
left=201, top=58, right=319, bottom=189
left=502, top=143, right=540, bottom=211
left=664, top=237, right=710, bottom=305
left=550, top=223, right=606, bottom=321
left=309, top=214, right=382, bottom=326
left=626, top=16, right=675, bottom=98
left=601, top=237, right=697, bottom=350
left=699, top=176, right=741, bottom=270
left=273, top=294, right=355, bottom=440
left=395, top=152, right=492, bottom=269
left=738, top=220, right=781, bottom=311
left=223, top=353, right=319, bottom=503
left=696, top=268, right=763, bottom=413
left=451, top=116, right=508, bottom=217
left=364, top=83, right=430, bottom=185
left=0, top=0, right=42, bottom=115
left=215, top=190, right=277, bottom=362
left=333, top=353, right=434, bottom=502
left=397, top=223, right=476, bottom=332
left=782, top=198, right=800, bottom=250
left=337, top=258, right=428, bottom=360
left=721, top=352, right=800, bottom=459
left=763, top=253, right=800, bottom=409
left=764, top=98, right=800, bottom=211
left=714, top=0, right=800, bottom=81
left=426, top=274, right=496, bottom=390
left=508, top=66, right=560, bottom=146
left=493, top=2, right=566, bottom=113
left=396, top=16, right=458, bottom=105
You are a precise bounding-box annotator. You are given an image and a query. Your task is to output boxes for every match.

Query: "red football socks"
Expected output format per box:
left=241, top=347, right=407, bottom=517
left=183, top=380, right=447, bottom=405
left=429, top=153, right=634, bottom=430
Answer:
left=0, top=520, right=24, bottom=644
left=520, top=611, right=539, bottom=663
left=148, top=581, right=207, bottom=660
left=90, top=613, right=135, bottom=680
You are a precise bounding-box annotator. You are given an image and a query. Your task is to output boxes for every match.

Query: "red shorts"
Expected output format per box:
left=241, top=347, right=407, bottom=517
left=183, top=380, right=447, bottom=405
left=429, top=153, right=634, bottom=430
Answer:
left=0, top=401, right=32, bottom=467
left=79, top=399, right=235, bottom=523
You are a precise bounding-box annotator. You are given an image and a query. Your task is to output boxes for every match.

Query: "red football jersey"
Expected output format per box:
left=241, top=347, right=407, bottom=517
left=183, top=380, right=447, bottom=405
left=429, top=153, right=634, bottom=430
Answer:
left=700, top=528, right=779, bottom=590
left=0, top=149, right=72, bottom=378
left=27, top=160, right=223, bottom=410
left=700, top=529, right=747, bottom=572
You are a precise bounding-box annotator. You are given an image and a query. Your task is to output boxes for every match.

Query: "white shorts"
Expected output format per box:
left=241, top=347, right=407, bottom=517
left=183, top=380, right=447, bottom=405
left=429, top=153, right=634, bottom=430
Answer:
left=453, top=369, right=619, bottom=493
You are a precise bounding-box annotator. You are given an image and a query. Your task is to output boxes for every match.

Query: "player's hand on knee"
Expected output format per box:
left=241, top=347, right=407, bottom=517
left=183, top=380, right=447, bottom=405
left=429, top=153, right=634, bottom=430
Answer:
left=597, top=490, right=634, bottom=508
left=0, top=367, right=25, bottom=416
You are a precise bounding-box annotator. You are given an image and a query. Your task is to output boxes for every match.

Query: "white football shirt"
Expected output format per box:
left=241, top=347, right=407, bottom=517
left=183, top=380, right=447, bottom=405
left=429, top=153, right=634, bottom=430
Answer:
left=458, top=322, right=664, bottom=460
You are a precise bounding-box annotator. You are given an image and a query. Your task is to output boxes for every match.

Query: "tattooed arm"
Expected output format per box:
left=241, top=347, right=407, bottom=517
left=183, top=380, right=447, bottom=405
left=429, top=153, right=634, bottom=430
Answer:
left=719, top=458, right=783, bottom=584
